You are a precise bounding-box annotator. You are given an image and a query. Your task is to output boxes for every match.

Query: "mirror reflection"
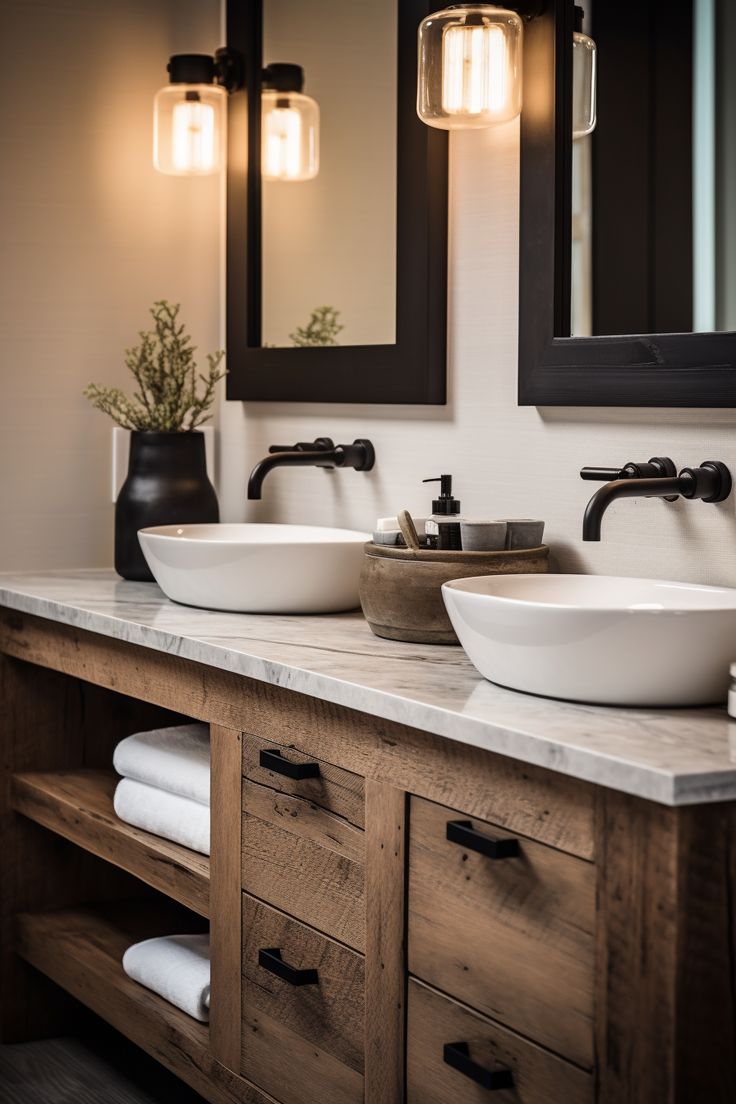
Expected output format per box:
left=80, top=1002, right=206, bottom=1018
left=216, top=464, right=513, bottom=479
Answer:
left=261, top=0, right=397, bottom=348
left=570, top=0, right=735, bottom=338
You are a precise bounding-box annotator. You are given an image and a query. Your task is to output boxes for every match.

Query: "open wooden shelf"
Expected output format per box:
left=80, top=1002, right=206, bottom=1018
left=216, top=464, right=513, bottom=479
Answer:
left=15, top=905, right=269, bottom=1104
left=12, top=769, right=209, bottom=918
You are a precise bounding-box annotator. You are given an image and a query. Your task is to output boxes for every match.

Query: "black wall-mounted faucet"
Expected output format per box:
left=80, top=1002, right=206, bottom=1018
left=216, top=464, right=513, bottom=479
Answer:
left=580, top=456, right=732, bottom=541
left=247, top=437, right=375, bottom=500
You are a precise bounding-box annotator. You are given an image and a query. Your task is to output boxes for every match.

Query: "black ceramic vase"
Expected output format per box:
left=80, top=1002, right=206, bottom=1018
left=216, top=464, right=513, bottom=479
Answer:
left=116, top=431, right=219, bottom=581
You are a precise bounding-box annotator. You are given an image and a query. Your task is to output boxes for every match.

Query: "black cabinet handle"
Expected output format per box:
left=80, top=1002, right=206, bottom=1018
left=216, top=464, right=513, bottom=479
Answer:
left=259, top=748, right=320, bottom=780
left=443, top=1042, right=514, bottom=1090
left=446, top=820, right=519, bottom=859
left=258, top=948, right=319, bottom=986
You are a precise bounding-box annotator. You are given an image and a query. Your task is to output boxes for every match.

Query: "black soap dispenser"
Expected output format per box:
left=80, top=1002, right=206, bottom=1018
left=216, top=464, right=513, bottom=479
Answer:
left=423, top=474, right=463, bottom=550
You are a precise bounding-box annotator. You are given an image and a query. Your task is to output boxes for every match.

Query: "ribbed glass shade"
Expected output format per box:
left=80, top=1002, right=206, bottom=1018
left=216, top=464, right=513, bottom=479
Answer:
left=262, top=91, right=319, bottom=182
left=417, top=4, right=523, bottom=130
left=572, top=30, right=597, bottom=138
left=153, top=84, right=226, bottom=175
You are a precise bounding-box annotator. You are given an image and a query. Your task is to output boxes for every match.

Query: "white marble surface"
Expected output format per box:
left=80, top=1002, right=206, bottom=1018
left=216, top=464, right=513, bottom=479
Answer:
left=2, top=569, right=736, bottom=806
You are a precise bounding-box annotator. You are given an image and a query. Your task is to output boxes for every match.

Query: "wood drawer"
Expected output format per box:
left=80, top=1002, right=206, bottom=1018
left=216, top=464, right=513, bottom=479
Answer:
left=408, top=796, right=595, bottom=1067
left=407, top=980, right=593, bottom=1104
left=242, top=895, right=364, bottom=1104
left=242, top=733, right=365, bottom=950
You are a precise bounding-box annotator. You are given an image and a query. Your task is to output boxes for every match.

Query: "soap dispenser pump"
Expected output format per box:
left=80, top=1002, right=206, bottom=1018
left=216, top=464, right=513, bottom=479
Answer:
left=424, top=474, right=460, bottom=517
left=423, top=474, right=463, bottom=549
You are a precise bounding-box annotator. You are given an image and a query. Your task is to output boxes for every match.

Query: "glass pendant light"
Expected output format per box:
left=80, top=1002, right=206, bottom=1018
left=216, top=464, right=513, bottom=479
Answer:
left=572, top=6, right=597, bottom=139
left=261, top=64, right=319, bottom=182
left=154, top=55, right=227, bottom=175
left=417, top=4, right=523, bottom=130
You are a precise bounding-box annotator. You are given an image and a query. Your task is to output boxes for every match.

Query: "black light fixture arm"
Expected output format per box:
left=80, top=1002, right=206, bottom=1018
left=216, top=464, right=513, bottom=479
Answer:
left=214, top=47, right=244, bottom=93
left=247, top=438, right=375, bottom=500
left=581, top=458, right=732, bottom=541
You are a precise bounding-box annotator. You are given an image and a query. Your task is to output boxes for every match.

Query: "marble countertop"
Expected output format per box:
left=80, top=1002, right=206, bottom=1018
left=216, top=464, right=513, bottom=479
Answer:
left=1, top=569, right=735, bottom=806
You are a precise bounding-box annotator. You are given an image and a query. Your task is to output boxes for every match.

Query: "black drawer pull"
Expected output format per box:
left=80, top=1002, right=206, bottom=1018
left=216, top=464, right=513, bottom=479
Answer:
left=259, top=748, right=321, bottom=780
left=258, top=948, right=319, bottom=986
left=446, top=820, right=519, bottom=859
left=443, top=1042, right=514, bottom=1090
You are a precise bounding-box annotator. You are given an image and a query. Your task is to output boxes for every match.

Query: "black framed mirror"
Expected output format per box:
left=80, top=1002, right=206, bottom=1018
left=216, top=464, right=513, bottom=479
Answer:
left=518, top=0, right=736, bottom=406
left=225, top=0, right=448, bottom=404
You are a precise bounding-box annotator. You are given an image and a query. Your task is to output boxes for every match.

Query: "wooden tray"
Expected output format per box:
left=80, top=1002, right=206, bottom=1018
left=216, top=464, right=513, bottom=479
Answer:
left=359, top=542, right=550, bottom=645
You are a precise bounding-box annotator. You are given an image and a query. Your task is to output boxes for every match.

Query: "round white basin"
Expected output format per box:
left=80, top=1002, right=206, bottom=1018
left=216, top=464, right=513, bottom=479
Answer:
left=442, top=573, right=736, bottom=706
left=138, top=524, right=369, bottom=614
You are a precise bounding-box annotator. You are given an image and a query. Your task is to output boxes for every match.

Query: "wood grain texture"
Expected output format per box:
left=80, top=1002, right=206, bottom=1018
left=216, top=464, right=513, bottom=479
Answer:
left=407, top=980, right=592, bottom=1104
left=595, top=791, right=736, bottom=1103
left=242, top=731, right=365, bottom=829
left=15, top=905, right=277, bottom=1104
left=210, top=726, right=243, bottom=1074
left=11, top=769, right=209, bottom=917
left=242, top=778, right=365, bottom=951
left=364, top=781, right=406, bottom=1104
left=0, top=612, right=594, bottom=859
left=408, top=796, right=595, bottom=1068
left=241, top=1003, right=363, bottom=1104
left=242, top=895, right=365, bottom=1074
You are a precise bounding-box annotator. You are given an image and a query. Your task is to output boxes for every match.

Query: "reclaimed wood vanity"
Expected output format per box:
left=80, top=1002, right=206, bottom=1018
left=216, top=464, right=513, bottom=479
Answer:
left=1, top=572, right=735, bottom=1104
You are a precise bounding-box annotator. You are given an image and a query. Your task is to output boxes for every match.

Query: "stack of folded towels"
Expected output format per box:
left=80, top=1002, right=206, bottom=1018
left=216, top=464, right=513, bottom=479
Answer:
left=123, top=932, right=211, bottom=1022
left=113, top=723, right=211, bottom=855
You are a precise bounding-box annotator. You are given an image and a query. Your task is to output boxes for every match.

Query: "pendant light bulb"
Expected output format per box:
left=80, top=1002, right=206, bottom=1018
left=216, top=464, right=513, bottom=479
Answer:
left=417, top=4, right=523, bottom=130
left=261, top=64, right=319, bottom=182
left=154, top=54, right=227, bottom=175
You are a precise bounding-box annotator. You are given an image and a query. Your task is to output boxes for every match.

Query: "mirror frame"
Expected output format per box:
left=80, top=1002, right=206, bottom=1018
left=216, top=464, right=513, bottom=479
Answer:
left=225, top=0, right=448, bottom=404
left=518, top=0, right=736, bottom=407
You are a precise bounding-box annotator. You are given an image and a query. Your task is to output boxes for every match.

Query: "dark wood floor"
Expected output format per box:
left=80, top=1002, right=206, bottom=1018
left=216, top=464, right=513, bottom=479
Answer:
left=0, top=1035, right=207, bottom=1104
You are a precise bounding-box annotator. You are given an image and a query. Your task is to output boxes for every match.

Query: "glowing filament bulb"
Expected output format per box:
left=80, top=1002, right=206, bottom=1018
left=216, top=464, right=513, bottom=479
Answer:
left=417, top=6, right=522, bottom=130
left=261, top=89, right=319, bottom=182
left=264, top=106, right=303, bottom=180
left=442, top=23, right=507, bottom=117
left=171, top=97, right=216, bottom=173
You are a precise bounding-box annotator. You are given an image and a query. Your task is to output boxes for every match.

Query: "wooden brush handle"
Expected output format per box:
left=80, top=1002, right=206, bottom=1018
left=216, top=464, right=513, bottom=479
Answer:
left=397, top=509, right=421, bottom=551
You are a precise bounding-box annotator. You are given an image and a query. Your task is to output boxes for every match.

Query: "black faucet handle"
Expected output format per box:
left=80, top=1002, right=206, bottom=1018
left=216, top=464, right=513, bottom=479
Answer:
left=268, top=438, right=335, bottom=455
left=580, top=466, right=627, bottom=482
left=580, top=457, right=676, bottom=482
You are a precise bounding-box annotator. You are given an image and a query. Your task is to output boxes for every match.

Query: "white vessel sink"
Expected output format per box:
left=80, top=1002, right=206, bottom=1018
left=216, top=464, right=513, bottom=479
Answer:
left=139, top=524, right=368, bottom=614
left=442, top=573, right=736, bottom=706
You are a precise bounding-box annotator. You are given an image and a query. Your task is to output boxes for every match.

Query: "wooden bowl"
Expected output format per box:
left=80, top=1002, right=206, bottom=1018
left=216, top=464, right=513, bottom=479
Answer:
left=359, top=542, right=550, bottom=644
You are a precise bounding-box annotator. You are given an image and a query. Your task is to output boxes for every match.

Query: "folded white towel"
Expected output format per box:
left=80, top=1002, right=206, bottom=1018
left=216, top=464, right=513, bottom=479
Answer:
left=122, top=933, right=210, bottom=1022
left=114, top=778, right=210, bottom=855
left=113, top=724, right=210, bottom=807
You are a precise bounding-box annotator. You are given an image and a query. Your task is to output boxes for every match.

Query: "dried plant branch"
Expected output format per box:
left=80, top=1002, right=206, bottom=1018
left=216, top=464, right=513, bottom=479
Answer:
left=83, top=300, right=226, bottom=432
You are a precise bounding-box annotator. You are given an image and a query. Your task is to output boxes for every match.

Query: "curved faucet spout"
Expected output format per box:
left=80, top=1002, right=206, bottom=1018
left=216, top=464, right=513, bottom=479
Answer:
left=247, top=449, right=336, bottom=500
left=582, top=476, right=683, bottom=541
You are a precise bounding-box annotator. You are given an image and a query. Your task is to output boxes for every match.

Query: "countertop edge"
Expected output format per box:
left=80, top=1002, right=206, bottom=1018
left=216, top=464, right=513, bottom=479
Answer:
left=0, top=586, right=728, bottom=808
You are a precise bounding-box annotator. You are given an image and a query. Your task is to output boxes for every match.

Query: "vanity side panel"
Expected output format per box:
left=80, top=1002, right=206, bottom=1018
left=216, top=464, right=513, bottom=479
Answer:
left=595, top=790, right=736, bottom=1104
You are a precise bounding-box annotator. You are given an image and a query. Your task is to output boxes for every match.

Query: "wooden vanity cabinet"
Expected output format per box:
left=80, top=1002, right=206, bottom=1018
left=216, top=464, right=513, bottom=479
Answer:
left=408, top=795, right=595, bottom=1067
left=1, top=609, right=736, bottom=1104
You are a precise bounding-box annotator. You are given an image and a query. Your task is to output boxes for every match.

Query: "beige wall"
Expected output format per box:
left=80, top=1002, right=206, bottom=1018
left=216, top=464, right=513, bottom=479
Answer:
left=4, top=0, right=736, bottom=588
left=0, top=0, right=221, bottom=570
left=221, top=122, right=736, bottom=588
